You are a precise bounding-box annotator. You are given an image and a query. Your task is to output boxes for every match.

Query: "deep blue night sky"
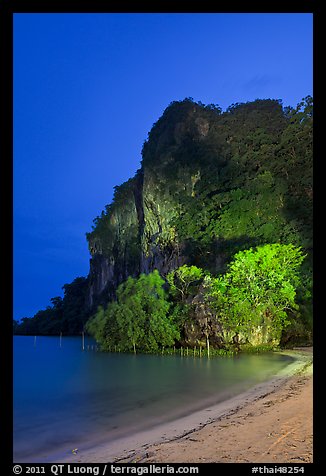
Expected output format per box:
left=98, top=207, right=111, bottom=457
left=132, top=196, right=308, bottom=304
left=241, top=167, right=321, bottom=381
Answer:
left=13, top=13, right=313, bottom=320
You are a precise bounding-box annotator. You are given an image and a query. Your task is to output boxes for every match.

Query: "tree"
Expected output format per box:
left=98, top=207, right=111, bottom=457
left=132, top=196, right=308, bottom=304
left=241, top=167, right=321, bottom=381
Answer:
left=167, top=265, right=211, bottom=350
left=167, top=265, right=204, bottom=302
left=87, top=270, right=180, bottom=353
left=205, top=243, right=306, bottom=346
left=114, top=276, right=147, bottom=353
left=85, top=305, right=107, bottom=343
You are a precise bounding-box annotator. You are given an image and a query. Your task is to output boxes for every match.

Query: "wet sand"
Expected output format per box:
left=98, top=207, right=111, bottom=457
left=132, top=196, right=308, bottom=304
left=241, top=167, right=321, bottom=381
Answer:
left=62, top=347, right=313, bottom=464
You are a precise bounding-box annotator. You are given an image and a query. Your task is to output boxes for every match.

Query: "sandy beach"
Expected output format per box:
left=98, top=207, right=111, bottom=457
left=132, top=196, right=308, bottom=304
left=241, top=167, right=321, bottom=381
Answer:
left=62, top=347, right=313, bottom=464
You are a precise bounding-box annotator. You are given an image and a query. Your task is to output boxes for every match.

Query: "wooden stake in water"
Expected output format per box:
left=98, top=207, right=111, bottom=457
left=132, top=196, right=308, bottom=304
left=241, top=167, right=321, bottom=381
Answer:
left=59, top=332, right=62, bottom=348
left=206, top=336, right=210, bottom=358
left=34, top=335, right=36, bottom=347
left=82, top=331, right=85, bottom=351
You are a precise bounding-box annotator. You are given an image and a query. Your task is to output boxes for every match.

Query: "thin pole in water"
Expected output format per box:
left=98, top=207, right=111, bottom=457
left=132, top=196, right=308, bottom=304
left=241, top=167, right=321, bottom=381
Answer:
left=34, top=335, right=36, bottom=347
left=59, top=332, right=62, bottom=348
left=82, top=331, right=85, bottom=351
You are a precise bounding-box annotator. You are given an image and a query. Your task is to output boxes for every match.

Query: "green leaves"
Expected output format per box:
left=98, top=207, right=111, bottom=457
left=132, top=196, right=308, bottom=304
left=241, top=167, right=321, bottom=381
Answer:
left=85, top=242, right=308, bottom=352
left=205, top=244, right=305, bottom=345
left=87, top=270, right=180, bottom=353
left=167, top=265, right=205, bottom=302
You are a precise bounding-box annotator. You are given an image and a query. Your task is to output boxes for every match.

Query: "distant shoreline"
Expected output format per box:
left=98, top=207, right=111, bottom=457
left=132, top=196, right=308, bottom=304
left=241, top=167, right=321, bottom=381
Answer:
left=56, top=347, right=312, bottom=464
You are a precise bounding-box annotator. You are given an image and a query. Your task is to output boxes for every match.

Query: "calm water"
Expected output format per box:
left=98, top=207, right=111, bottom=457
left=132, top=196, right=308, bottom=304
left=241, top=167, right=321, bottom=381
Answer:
left=14, top=336, right=293, bottom=462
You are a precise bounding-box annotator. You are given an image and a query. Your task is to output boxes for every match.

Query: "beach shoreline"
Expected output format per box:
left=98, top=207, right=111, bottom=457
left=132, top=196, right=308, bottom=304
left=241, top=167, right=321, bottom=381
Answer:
left=58, top=347, right=312, bottom=464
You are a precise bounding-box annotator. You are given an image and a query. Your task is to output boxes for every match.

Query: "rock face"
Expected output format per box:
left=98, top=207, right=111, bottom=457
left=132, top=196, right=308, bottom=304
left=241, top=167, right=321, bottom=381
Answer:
left=183, top=292, right=224, bottom=348
left=86, top=100, right=217, bottom=311
left=87, top=174, right=142, bottom=309
left=181, top=291, right=281, bottom=349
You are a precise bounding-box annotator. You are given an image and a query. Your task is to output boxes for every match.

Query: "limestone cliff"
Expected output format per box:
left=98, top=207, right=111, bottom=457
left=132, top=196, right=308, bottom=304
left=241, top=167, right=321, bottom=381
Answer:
left=15, top=96, right=312, bottom=343
left=86, top=99, right=223, bottom=310
left=85, top=96, right=313, bottom=325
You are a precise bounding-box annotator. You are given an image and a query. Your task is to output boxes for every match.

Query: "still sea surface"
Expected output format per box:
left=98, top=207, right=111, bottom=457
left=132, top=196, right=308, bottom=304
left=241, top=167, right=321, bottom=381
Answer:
left=14, top=335, right=293, bottom=462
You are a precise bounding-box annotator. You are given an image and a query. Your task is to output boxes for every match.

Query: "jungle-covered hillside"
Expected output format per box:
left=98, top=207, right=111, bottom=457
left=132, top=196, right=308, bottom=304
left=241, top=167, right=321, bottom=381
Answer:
left=14, top=96, right=313, bottom=351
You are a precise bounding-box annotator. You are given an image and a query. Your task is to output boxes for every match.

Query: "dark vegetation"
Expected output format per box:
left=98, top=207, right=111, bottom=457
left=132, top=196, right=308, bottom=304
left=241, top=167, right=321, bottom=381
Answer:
left=14, top=277, right=89, bottom=336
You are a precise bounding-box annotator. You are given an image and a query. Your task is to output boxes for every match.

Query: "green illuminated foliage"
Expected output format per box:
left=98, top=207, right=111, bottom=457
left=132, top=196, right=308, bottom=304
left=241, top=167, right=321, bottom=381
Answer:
left=204, top=244, right=305, bottom=345
left=87, top=270, right=180, bottom=352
